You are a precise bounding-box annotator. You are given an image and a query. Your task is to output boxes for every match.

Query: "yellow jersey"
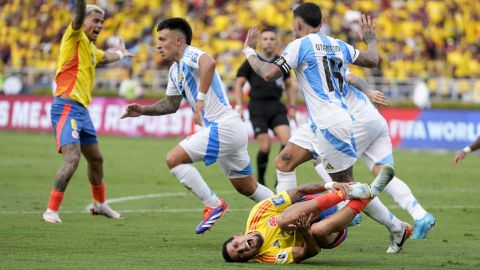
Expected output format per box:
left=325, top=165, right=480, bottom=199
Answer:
left=246, top=191, right=304, bottom=264
left=54, top=23, right=105, bottom=108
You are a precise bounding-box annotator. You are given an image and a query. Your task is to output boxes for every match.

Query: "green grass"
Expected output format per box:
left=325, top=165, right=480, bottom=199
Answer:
left=0, top=131, right=479, bottom=269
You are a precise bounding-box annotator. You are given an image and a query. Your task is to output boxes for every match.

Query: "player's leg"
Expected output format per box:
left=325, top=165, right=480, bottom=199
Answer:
left=44, top=98, right=82, bottom=223
left=364, top=125, right=435, bottom=239
left=250, top=110, right=270, bottom=186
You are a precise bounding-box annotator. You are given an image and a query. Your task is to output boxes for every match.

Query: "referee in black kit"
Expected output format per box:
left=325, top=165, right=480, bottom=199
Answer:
left=234, top=27, right=296, bottom=188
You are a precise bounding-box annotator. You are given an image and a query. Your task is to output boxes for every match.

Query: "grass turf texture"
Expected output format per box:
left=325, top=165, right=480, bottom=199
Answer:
left=1, top=131, right=479, bottom=269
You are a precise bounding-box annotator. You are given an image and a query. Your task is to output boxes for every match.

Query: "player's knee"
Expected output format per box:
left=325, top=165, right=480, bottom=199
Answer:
left=64, top=155, right=80, bottom=170
left=275, top=155, right=293, bottom=172
left=165, top=151, right=181, bottom=169
left=89, top=153, right=104, bottom=167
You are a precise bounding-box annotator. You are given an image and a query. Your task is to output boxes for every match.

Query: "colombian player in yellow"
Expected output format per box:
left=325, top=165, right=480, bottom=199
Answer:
left=43, top=0, right=133, bottom=223
left=223, top=165, right=408, bottom=264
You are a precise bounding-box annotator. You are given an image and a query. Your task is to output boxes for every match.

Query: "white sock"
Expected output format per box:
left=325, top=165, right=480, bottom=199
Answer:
left=170, top=164, right=220, bottom=208
left=363, top=198, right=402, bottom=233
left=249, top=183, right=275, bottom=202
left=276, top=169, right=297, bottom=193
left=384, top=176, right=427, bottom=220
left=315, top=162, right=333, bottom=183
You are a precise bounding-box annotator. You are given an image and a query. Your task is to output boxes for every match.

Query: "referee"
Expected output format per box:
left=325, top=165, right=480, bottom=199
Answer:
left=234, top=27, right=296, bottom=187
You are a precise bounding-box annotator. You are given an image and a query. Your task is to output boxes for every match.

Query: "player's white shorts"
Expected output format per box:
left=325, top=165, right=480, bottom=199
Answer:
left=353, top=117, right=394, bottom=170
left=179, top=115, right=252, bottom=179
left=290, top=120, right=357, bottom=173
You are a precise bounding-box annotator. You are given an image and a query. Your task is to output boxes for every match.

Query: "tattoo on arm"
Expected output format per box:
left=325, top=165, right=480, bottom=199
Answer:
left=246, top=56, right=283, bottom=82
left=347, top=74, right=371, bottom=93
left=73, top=0, right=87, bottom=30
left=143, top=96, right=182, bottom=116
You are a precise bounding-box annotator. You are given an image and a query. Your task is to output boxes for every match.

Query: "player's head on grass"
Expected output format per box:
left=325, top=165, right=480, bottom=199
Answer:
left=259, top=27, right=277, bottom=56
left=292, top=2, right=322, bottom=39
left=84, top=4, right=105, bottom=42
left=156, top=18, right=193, bottom=62
left=222, top=232, right=264, bottom=263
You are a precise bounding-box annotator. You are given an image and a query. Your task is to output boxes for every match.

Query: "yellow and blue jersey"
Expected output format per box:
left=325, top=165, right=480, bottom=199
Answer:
left=245, top=191, right=303, bottom=264
left=54, top=23, right=105, bottom=108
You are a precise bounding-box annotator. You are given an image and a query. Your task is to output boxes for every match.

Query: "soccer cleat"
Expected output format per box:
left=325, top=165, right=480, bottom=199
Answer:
left=43, top=210, right=62, bottom=223
left=412, top=212, right=436, bottom=239
left=90, top=203, right=123, bottom=219
left=370, top=164, right=395, bottom=197
left=386, top=222, right=413, bottom=254
left=349, top=214, right=362, bottom=227
left=347, top=183, right=372, bottom=199
left=195, top=199, right=229, bottom=234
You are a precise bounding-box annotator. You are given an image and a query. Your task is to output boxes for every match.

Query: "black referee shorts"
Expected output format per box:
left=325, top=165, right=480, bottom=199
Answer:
left=248, top=101, right=289, bottom=138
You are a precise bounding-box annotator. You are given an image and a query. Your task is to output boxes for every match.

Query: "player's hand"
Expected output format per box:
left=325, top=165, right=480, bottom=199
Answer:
left=287, top=106, right=297, bottom=124
left=288, top=213, right=313, bottom=233
left=194, top=100, right=205, bottom=126
left=244, top=25, right=259, bottom=50
left=358, top=14, right=376, bottom=44
left=453, top=151, right=467, bottom=166
left=235, top=106, right=245, bottom=121
left=118, top=37, right=135, bottom=57
left=121, top=103, right=144, bottom=118
left=367, top=90, right=389, bottom=107
left=325, top=182, right=353, bottom=197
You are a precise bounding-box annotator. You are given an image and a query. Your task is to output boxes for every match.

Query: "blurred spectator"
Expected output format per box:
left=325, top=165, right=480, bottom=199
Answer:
left=413, top=77, right=431, bottom=109
left=119, top=67, right=143, bottom=99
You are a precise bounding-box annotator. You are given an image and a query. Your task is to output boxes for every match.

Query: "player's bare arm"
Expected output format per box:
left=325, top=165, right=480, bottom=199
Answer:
left=285, top=77, right=297, bottom=119
left=353, top=15, right=378, bottom=68
left=290, top=213, right=320, bottom=263
left=194, top=53, right=216, bottom=126
left=453, top=136, right=480, bottom=166
left=244, top=25, right=284, bottom=82
left=234, top=77, right=247, bottom=118
left=72, top=0, right=86, bottom=30
left=121, top=95, right=182, bottom=118
left=346, top=73, right=388, bottom=107
left=99, top=38, right=134, bottom=65
left=287, top=182, right=352, bottom=204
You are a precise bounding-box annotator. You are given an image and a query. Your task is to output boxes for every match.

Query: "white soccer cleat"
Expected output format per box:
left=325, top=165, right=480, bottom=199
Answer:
left=346, top=183, right=372, bottom=199
left=386, top=222, right=413, bottom=254
left=90, top=203, right=123, bottom=219
left=370, top=164, right=395, bottom=197
left=43, top=210, right=62, bottom=223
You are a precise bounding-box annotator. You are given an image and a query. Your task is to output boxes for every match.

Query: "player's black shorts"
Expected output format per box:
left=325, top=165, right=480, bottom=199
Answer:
left=248, top=100, right=289, bottom=137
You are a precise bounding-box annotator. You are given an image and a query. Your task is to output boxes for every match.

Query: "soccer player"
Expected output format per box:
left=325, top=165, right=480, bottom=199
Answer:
left=234, top=27, right=296, bottom=187
left=43, top=1, right=133, bottom=223
left=121, top=18, right=274, bottom=234
left=453, top=136, right=480, bottom=165
left=243, top=3, right=378, bottom=190
left=222, top=165, right=399, bottom=264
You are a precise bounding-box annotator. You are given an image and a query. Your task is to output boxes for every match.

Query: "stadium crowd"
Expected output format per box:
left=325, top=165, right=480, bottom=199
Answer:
left=1, top=0, right=479, bottom=89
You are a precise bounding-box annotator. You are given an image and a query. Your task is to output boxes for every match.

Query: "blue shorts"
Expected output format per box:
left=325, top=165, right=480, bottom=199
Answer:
left=51, top=97, right=97, bottom=153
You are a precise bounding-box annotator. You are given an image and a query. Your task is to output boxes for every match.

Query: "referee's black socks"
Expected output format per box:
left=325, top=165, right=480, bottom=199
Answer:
left=256, top=151, right=269, bottom=185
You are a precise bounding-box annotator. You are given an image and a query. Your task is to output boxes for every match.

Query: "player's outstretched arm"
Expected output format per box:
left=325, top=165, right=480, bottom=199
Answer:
left=453, top=136, right=480, bottom=166
left=290, top=213, right=320, bottom=263
left=284, top=78, right=297, bottom=120
left=72, top=0, right=87, bottom=30
left=100, top=38, right=134, bottom=65
left=346, top=73, right=388, bottom=107
left=353, top=15, right=378, bottom=68
left=121, top=96, right=183, bottom=118
left=243, top=25, right=284, bottom=82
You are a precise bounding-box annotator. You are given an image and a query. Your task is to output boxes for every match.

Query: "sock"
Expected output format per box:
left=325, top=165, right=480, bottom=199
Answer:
left=276, top=169, right=297, bottom=193
left=315, top=192, right=345, bottom=211
left=170, top=164, right=220, bottom=208
left=249, top=183, right=275, bottom=202
left=363, top=197, right=402, bottom=233
left=346, top=199, right=370, bottom=214
left=315, top=162, right=333, bottom=183
left=47, top=189, right=65, bottom=212
left=256, top=151, right=269, bottom=185
left=384, top=176, right=427, bottom=220
left=91, top=182, right=106, bottom=204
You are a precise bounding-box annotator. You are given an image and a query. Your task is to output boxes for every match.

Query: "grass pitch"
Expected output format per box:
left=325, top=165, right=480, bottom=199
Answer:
left=0, top=131, right=479, bottom=269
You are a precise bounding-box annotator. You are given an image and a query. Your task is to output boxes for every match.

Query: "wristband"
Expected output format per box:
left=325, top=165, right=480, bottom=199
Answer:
left=324, top=182, right=336, bottom=191
left=197, top=92, right=207, bottom=101
left=463, top=146, right=472, bottom=153
left=115, top=50, right=125, bottom=60
left=242, top=47, right=257, bottom=58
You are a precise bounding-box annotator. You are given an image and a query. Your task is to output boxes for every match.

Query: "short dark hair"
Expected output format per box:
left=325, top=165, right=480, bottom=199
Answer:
left=261, top=26, right=277, bottom=34
left=156, top=18, right=193, bottom=45
left=293, top=2, right=322, bottom=28
left=222, top=237, right=235, bottom=262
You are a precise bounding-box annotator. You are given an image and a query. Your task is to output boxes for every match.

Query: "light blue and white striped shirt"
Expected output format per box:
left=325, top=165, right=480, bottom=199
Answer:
left=166, top=46, right=236, bottom=126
